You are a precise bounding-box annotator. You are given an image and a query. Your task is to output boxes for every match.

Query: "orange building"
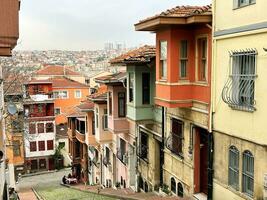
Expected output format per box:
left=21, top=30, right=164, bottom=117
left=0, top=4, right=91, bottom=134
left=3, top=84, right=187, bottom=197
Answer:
left=51, top=77, right=90, bottom=125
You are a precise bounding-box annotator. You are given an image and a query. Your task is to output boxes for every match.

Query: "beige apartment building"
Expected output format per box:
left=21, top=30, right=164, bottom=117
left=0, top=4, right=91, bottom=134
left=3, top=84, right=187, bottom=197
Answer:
left=212, top=0, right=267, bottom=199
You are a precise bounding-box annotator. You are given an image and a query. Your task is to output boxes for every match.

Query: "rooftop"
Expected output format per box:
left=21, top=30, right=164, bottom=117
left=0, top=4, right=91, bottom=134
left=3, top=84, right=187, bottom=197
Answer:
left=88, top=85, right=108, bottom=102
left=94, top=72, right=127, bottom=84
left=36, top=65, right=81, bottom=76
left=51, top=77, right=89, bottom=89
left=110, top=45, right=155, bottom=64
left=77, top=100, right=94, bottom=111
left=135, top=5, right=212, bottom=31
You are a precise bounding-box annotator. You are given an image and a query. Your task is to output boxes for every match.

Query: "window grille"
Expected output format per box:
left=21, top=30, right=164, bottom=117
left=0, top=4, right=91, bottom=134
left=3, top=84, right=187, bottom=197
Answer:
left=171, top=178, right=176, bottom=193
left=222, top=49, right=257, bottom=111
left=177, top=182, right=183, bottom=197
left=242, top=150, right=254, bottom=197
left=228, top=146, right=239, bottom=190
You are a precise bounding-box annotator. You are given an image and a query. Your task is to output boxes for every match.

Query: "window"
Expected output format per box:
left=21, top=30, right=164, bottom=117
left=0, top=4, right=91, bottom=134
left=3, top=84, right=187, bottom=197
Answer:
left=166, top=118, right=183, bottom=157
left=75, top=90, right=82, bottom=98
left=117, top=138, right=126, bottom=163
left=160, top=41, right=167, bottom=79
left=39, top=159, right=46, bottom=169
left=47, top=140, right=54, bottom=150
left=37, top=123, right=44, bottom=133
left=30, top=142, right=37, bottom=152
left=95, top=108, right=99, bottom=128
left=139, top=132, right=148, bottom=160
left=180, top=40, right=188, bottom=78
left=54, top=108, right=61, bottom=115
left=38, top=141, right=45, bottom=151
left=197, top=38, right=207, bottom=81
left=75, top=140, right=81, bottom=158
left=46, top=123, right=54, bottom=133
left=171, top=178, right=176, bottom=193
left=104, top=147, right=110, bottom=166
left=38, top=104, right=43, bottom=113
left=118, top=92, right=126, bottom=117
left=53, top=91, right=68, bottom=99
left=92, top=116, right=95, bottom=135
left=177, top=182, right=183, bottom=197
left=142, top=73, right=150, bottom=104
left=242, top=150, right=254, bottom=197
left=108, top=92, right=112, bottom=115
left=30, top=160, right=38, bottom=170
left=222, top=50, right=256, bottom=110
left=29, top=123, right=36, bottom=134
left=128, top=73, right=134, bottom=103
left=103, top=109, right=108, bottom=130
left=13, top=140, right=21, bottom=157
left=229, top=146, right=239, bottom=190
left=234, top=0, right=256, bottom=8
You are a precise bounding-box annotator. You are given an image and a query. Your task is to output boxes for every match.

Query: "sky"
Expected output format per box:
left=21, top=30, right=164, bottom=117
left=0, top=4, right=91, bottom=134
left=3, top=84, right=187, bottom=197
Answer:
left=16, top=0, right=211, bottom=51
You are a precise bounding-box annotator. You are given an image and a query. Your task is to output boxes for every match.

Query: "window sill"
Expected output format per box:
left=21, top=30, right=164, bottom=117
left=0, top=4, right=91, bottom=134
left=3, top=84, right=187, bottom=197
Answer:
left=229, top=105, right=256, bottom=113
left=194, top=81, right=208, bottom=86
left=158, top=78, right=167, bottom=82
left=233, top=2, right=256, bottom=10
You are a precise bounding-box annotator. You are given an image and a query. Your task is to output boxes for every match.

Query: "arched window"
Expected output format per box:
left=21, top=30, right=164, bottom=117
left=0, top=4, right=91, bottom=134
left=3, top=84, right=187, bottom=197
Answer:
left=171, top=177, right=176, bottom=193
left=139, top=176, right=143, bottom=191
left=177, top=182, right=183, bottom=197
left=144, top=182, right=148, bottom=192
left=242, top=150, right=254, bottom=197
left=228, top=146, right=239, bottom=190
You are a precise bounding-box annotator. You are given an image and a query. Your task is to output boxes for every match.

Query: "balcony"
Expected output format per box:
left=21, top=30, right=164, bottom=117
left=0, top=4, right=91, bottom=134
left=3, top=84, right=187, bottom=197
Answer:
left=76, top=130, right=85, bottom=143
left=165, top=133, right=183, bottom=158
left=108, top=116, right=129, bottom=134
left=0, top=0, right=20, bottom=56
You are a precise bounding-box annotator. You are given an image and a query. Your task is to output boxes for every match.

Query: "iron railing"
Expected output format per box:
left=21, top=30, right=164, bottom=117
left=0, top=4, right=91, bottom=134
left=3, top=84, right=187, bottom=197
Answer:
left=165, top=132, right=183, bottom=158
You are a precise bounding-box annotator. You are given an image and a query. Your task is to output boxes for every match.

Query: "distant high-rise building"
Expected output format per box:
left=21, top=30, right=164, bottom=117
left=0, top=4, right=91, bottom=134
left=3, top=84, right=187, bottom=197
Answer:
left=104, top=43, right=114, bottom=51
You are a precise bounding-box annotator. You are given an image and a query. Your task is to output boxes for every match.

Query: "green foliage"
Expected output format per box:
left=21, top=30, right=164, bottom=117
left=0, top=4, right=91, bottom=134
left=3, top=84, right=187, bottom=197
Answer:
left=161, top=184, right=171, bottom=195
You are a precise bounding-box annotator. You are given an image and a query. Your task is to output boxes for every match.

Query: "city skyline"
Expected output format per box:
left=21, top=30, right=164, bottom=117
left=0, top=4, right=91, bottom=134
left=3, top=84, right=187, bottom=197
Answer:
left=17, top=0, right=211, bottom=51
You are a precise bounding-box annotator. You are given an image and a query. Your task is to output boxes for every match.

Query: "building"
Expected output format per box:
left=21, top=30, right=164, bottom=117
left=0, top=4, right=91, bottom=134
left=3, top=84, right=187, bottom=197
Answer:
left=23, top=80, right=56, bottom=173
left=135, top=5, right=213, bottom=199
left=94, top=72, right=132, bottom=189
left=0, top=0, right=20, bottom=199
left=51, top=77, right=90, bottom=125
left=212, top=0, right=267, bottom=199
left=109, top=45, right=163, bottom=193
left=35, top=65, right=86, bottom=84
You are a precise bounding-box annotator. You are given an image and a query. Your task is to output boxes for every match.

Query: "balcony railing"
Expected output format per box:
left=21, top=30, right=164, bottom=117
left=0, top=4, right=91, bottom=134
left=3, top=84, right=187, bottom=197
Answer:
left=165, top=132, right=183, bottom=158
left=103, top=157, right=110, bottom=167
left=222, top=74, right=256, bottom=111
left=116, top=149, right=128, bottom=165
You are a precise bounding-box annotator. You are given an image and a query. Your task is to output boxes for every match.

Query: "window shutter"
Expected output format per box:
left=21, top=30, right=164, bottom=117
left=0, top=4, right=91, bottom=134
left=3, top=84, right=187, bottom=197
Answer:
left=233, top=0, right=239, bottom=9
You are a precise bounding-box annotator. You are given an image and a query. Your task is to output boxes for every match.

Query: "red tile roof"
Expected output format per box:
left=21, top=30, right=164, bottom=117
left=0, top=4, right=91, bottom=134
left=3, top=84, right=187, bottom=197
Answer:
left=94, top=72, right=127, bottom=84
left=77, top=100, right=94, bottom=111
left=66, top=106, right=86, bottom=118
left=36, top=65, right=81, bottom=76
left=88, top=85, right=108, bottom=102
left=51, top=77, right=89, bottom=89
left=110, top=45, right=155, bottom=64
left=139, top=5, right=212, bottom=23
left=26, top=79, right=52, bottom=85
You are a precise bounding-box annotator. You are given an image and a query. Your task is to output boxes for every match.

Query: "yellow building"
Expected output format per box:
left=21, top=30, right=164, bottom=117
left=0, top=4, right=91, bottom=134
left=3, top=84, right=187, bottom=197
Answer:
left=212, top=0, right=267, bottom=199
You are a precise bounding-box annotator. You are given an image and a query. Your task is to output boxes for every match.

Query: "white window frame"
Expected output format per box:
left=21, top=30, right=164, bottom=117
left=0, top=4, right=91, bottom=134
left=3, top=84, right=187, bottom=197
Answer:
left=160, top=40, right=167, bottom=80
left=74, top=90, right=82, bottom=99
left=53, top=90, right=68, bottom=99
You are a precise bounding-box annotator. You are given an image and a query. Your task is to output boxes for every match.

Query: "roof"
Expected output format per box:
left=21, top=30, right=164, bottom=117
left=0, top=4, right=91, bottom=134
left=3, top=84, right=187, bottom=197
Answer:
left=77, top=100, right=94, bottom=111
left=88, top=85, right=108, bottom=102
left=110, top=45, right=155, bottom=64
left=26, top=79, right=52, bottom=85
left=135, top=5, right=212, bottom=31
left=94, top=72, right=127, bottom=84
left=66, top=106, right=86, bottom=118
left=51, top=77, right=89, bottom=89
left=36, top=65, right=81, bottom=76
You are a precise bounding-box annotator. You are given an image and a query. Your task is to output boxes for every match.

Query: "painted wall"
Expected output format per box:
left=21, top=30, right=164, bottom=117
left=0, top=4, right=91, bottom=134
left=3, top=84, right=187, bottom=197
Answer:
left=54, top=87, right=89, bottom=124
left=214, top=0, right=267, bottom=32
left=155, top=27, right=212, bottom=108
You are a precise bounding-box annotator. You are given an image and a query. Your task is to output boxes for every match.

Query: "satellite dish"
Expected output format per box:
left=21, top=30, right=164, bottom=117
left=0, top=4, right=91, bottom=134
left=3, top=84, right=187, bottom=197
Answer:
left=7, top=103, right=18, bottom=115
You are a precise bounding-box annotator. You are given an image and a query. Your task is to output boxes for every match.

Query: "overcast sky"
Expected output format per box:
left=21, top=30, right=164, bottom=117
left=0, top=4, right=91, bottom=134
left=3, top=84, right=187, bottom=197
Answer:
left=16, top=0, right=211, bottom=51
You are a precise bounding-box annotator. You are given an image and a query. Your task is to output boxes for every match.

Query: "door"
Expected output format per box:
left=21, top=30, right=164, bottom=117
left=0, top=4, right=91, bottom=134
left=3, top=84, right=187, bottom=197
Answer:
left=48, top=158, right=54, bottom=170
left=199, top=130, right=208, bottom=194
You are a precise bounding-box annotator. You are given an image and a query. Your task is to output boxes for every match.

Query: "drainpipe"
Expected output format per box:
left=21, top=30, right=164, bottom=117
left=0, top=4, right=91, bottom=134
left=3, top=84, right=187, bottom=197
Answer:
left=160, top=106, right=165, bottom=186
left=207, top=129, right=214, bottom=200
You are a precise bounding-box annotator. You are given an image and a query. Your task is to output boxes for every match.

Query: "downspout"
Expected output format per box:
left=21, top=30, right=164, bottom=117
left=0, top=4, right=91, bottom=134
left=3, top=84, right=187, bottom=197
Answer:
left=160, top=106, right=165, bottom=186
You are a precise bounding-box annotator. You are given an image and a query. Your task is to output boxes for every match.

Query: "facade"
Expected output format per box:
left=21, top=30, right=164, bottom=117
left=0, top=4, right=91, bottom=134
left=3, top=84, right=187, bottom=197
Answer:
left=51, top=77, right=90, bottom=125
left=23, top=80, right=56, bottom=173
left=0, top=0, right=20, bottom=199
left=135, top=6, right=213, bottom=199
left=212, top=0, right=267, bottom=200
left=109, top=46, right=163, bottom=192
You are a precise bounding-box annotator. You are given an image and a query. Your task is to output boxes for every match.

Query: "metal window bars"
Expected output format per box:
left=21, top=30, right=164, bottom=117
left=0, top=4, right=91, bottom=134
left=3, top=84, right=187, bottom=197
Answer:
left=228, top=146, right=239, bottom=190
left=242, top=150, right=254, bottom=197
left=165, top=132, right=183, bottom=158
left=222, top=49, right=257, bottom=111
